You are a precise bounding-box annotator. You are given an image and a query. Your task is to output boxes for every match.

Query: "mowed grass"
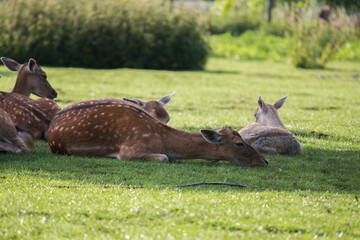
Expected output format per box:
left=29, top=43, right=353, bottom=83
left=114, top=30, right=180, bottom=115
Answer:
left=0, top=58, right=359, bottom=239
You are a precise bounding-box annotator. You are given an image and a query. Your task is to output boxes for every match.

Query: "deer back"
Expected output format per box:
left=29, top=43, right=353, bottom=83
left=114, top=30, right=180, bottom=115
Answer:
left=239, top=123, right=302, bottom=154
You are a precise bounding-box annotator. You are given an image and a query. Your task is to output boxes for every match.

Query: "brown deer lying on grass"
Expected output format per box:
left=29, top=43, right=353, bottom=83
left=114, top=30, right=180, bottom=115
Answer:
left=0, top=57, right=61, bottom=139
left=48, top=100, right=268, bottom=166
left=239, top=95, right=302, bottom=155
left=0, top=74, right=34, bottom=153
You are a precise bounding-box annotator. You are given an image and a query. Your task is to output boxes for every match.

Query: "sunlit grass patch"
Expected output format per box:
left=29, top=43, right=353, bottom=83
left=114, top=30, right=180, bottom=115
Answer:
left=0, top=58, right=359, bottom=239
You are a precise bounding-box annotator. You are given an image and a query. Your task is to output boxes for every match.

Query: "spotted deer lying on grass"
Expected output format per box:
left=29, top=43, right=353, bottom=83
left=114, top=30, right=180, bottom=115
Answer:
left=239, top=95, right=302, bottom=155
left=0, top=74, right=34, bottom=153
left=0, top=57, right=61, bottom=139
left=48, top=100, right=268, bottom=166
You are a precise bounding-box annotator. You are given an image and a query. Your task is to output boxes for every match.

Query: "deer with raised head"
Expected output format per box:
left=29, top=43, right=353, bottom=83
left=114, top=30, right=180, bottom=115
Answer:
left=239, top=95, right=302, bottom=155
left=48, top=100, right=268, bottom=166
left=1, top=57, right=61, bottom=139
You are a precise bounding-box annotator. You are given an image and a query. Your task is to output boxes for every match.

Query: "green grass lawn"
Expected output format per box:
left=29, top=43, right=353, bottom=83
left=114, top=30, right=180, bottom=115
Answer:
left=0, top=58, right=359, bottom=239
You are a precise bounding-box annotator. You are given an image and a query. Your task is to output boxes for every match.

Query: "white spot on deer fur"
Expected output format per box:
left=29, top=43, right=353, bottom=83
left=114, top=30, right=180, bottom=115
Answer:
left=132, top=127, right=136, bottom=131
left=142, top=133, right=150, bottom=137
left=101, top=112, right=105, bottom=116
left=59, top=127, right=64, bottom=131
left=94, top=115, right=98, bottom=118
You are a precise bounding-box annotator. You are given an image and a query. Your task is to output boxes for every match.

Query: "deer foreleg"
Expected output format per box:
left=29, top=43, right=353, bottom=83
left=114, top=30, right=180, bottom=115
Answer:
left=0, top=142, right=23, bottom=153
left=119, top=151, right=169, bottom=162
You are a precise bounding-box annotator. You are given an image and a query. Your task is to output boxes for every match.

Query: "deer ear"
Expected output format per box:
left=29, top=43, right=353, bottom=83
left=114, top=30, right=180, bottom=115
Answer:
left=273, top=95, right=288, bottom=110
left=28, top=58, right=36, bottom=73
left=258, top=96, right=267, bottom=112
left=122, top=98, right=146, bottom=108
left=200, top=129, right=223, bottom=144
left=159, top=91, right=175, bottom=106
left=1, top=57, right=20, bottom=71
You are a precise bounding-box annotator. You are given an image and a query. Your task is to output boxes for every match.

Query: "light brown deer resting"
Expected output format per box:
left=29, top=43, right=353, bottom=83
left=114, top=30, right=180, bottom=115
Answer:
left=239, top=95, right=302, bottom=155
left=48, top=100, right=268, bottom=166
left=0, top=57, right=61, bottom=139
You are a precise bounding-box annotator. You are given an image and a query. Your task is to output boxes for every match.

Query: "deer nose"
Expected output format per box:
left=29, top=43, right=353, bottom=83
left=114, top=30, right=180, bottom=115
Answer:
left=264, top=158, right=269, bottom=165
left=51, top=89, right=58, bottom=99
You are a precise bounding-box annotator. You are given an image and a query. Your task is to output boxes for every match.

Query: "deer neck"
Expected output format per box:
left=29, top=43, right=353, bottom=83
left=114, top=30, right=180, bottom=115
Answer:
left=12, top=72, right=31, bottom=97
left=162, top=128, right=222, bottom=160
left=259, top=112, right=289, bottom=132
left=266, top=118, right=287, bottom=129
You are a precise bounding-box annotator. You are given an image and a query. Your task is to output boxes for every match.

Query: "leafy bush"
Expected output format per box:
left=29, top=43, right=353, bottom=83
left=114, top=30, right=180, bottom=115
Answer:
left=259, top=21, right=293, bottom=37
left=292, top=22, right=353, bottom=69
left=203, top=11, right=261, bottom=36
left=0, top=0, right=209, bottom=70
left=333, top=40, right=360, bottom=61
left=209, top=31, right=292, bottom=61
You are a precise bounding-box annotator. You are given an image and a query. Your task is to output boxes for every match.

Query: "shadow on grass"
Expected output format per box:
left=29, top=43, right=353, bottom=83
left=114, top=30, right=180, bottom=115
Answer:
left=203, top=70, right=241, bottom=75
left=245, top=72, right=301, bottom=79
left=0, top=140, right=359, bottom=194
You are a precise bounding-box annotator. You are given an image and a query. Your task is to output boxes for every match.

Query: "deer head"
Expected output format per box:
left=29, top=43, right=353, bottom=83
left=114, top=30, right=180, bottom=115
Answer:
left=200, top=128, right=268, bottom=166
left=122, top=92, right=175, bottom=123
left=1, top=57, right=57, bottom=99
left=254, top=95, right=288, bottom=129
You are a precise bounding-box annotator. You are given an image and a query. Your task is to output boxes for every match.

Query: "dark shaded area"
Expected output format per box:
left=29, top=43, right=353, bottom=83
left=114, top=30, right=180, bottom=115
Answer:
left=0, top=139, right=359, bottom=194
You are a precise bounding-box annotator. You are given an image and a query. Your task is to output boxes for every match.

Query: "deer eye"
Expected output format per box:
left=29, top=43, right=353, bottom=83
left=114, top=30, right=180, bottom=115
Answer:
left=236, top=142, right=245, bottom=148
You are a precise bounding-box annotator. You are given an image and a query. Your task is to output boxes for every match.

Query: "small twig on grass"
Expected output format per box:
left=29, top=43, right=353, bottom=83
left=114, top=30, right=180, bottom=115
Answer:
left=173, top=178, right=247, bottom=188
